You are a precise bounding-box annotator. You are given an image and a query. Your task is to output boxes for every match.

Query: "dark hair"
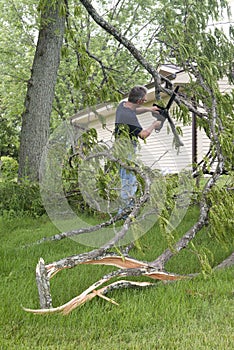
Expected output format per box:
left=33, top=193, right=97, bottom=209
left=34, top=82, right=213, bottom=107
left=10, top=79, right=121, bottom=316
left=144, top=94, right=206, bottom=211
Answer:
left=128, top=85, right=147, bottom=103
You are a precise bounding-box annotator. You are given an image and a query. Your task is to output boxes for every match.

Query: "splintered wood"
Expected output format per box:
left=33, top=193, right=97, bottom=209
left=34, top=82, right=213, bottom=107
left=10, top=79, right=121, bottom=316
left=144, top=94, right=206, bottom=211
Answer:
left=23, top=253, right=187, bottom=315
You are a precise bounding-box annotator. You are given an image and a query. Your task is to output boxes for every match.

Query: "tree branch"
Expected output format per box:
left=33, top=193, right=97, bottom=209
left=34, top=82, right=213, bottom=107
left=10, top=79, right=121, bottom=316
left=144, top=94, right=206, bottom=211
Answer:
left=79, top=0, right=162, bottom=94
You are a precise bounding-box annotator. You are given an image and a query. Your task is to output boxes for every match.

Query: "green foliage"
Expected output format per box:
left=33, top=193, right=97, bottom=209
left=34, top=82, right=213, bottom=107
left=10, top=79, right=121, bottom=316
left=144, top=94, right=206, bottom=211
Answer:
left=0, top=156, right=18, bottom=181
left=155, top=174, right=183, bottom=248
left=61, top=128, right=120, bottom=214
left=190, top=243, right=214, bottom=277
left=207, top=175, right=234, bottom=243
left=96, top=160, right=119, bottom=202
left=157, top=0, right=233, bottom=107
left=0, top=180, right=45, bottom=218
left=0, top=113, right=20, bottom=159
left=174, top=104, right=191, bottom=125
left=1, top=0, right=233, bottom=160
left=0, top=0, right=38, bottom=158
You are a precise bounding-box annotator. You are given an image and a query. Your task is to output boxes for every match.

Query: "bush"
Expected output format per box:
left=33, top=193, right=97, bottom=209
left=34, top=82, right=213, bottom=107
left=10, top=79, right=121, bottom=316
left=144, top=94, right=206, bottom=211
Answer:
left=0, top=181, right=46, bottom=218
left=0, top=156, right=18, bottom=181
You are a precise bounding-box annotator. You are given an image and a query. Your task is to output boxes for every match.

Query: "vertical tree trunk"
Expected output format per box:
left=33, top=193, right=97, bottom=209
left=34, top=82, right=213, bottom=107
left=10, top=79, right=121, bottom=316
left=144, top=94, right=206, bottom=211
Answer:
left=18, top=1, right=65, bottom=181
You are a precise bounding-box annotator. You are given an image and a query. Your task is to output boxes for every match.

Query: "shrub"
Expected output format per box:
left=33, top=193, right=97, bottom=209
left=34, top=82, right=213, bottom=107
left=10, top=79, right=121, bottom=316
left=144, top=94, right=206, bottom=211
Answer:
left=0, top=181, right=46, bottom=218
left=0, top=156, right=18, bottom=181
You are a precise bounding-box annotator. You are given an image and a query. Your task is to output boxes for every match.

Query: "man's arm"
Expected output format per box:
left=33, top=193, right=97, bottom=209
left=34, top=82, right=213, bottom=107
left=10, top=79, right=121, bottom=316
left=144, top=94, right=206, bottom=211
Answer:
left=138, top=120, right=162, bottom=139
left=136, top=106, right=160, bottom=115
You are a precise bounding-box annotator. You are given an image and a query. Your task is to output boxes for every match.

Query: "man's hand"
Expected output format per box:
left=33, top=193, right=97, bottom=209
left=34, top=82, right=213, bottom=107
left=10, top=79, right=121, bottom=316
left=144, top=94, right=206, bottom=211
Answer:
left=139, top=120, right=162, bottom=139
left=152, top=120, right=163, bottom=131
left=151, top=106, right=161, bottom=113
left=151, top=107, right=167, bottom=132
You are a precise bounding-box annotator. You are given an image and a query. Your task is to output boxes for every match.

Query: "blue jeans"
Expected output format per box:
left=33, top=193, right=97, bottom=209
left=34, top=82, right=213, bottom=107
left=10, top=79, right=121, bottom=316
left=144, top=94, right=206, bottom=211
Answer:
left=118, top=167, right=137, bottom=213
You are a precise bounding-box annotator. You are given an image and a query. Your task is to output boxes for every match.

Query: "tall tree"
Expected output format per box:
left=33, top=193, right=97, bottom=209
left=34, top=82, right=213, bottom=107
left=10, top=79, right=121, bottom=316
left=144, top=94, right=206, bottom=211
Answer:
left=18, top=0, right=66, bottom=181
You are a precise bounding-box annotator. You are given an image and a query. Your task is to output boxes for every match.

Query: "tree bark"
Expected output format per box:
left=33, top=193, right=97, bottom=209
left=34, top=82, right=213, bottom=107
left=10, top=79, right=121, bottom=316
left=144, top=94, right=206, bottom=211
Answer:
left=18, top=1, right=65, bottom=181
left=36, top=258, right=53, bottom=309
left=214, top=252, right=234, bottom=270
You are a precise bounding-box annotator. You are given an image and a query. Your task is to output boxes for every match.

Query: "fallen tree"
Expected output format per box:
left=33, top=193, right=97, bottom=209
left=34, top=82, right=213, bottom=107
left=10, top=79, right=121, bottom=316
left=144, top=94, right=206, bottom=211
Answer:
left=23, top=0, right=233, bottom=315
left=23, top=131, right=233, bottom=314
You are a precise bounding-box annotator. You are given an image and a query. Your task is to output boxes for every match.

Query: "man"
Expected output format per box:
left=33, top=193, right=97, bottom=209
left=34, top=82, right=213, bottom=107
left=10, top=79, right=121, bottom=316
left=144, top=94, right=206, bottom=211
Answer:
left=114, top=85, right=162, bottom=215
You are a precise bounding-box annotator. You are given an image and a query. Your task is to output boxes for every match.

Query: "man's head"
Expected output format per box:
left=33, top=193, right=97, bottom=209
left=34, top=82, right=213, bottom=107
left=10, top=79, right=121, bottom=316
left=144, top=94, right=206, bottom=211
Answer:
left=128, top=86, right=147, bottom=104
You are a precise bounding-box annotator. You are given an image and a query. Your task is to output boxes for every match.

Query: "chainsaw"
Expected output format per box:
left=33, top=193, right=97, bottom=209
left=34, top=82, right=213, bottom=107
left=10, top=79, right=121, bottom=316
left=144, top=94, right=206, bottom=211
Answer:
left=152, top=85, right=184, bottom=147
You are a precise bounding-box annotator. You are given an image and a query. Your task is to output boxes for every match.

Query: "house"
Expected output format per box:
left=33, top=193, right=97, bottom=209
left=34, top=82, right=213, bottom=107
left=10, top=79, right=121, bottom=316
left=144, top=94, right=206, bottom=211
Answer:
left=70, top=65, right=233, bottom=174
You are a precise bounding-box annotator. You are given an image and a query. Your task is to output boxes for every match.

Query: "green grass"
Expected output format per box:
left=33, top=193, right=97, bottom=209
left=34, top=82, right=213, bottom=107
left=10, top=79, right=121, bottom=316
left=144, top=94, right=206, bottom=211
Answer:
left=0, top=208, right=233, bottom=350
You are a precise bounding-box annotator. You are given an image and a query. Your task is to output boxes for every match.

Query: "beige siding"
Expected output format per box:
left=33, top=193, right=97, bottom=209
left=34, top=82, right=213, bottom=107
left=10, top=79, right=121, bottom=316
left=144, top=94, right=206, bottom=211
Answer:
left=88, top=110, right=193, bottom=174
left=135, top=113, right=193, bottom=173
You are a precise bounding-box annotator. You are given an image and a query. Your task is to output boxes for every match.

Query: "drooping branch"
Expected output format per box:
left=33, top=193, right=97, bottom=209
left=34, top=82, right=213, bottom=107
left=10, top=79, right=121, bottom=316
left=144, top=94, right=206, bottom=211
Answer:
left=78, top=0, right=209, bottom=120
left=151, top=64, right=228, bottom=268
left=151, top=203, right=209, bottom=268
left=79, top=0, right=162, bottom=95
left=32, top=210, right=129, bottom=245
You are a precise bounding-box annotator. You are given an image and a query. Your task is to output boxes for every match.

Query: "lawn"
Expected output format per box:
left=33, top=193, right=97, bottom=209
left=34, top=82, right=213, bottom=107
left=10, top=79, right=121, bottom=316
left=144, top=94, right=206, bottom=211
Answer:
left=0, top=208, right=233, bottom=350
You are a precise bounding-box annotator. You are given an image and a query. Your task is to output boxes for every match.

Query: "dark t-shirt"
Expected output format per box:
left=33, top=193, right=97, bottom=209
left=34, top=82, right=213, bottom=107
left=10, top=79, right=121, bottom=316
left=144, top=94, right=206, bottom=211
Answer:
left=115, top=101, right=142, bottom=141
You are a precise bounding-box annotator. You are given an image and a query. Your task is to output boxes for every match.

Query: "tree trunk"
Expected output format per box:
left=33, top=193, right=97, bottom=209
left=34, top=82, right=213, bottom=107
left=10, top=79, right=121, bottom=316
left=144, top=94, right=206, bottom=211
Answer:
left=18, top=1, right=65, bottom=181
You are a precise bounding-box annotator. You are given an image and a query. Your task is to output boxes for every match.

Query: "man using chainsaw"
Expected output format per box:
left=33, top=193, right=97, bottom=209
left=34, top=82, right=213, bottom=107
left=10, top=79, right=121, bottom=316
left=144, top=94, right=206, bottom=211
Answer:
left=114, top=85, right=164, bottom=216
left=115, top=85, right=162, bottom=142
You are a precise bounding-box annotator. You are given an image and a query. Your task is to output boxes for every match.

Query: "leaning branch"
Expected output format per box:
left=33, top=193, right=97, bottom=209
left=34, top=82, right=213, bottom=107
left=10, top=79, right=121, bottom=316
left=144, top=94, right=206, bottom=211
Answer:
left=79, top=0, right=163, bottom=95
left=79, top=0, right=208, bottom=120
left=151, top=65, right=226, bottom=269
